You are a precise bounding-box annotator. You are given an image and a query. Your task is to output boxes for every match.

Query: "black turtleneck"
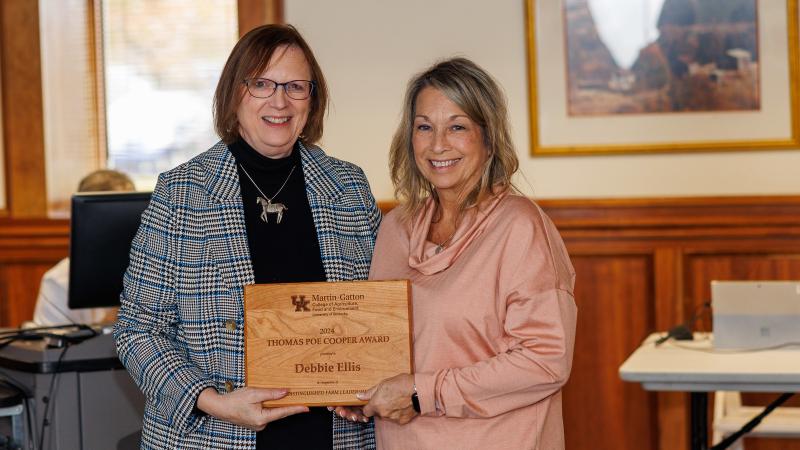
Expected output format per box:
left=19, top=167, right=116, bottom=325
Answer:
left=227, top=139, right=331, bottom=450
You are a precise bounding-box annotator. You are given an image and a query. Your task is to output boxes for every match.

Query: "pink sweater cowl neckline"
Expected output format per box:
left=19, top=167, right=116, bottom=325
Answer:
left=408, top=191, right=507, bottom=275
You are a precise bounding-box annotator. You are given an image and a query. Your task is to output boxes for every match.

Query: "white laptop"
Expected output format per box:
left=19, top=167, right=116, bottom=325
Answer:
left=711, top=281, right=800, bottom=350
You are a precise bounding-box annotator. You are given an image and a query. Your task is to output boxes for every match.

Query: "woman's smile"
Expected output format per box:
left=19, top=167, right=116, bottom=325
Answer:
left=428, top=158, right=462, bottom=170
left=262, top=115, right=291, bottom=125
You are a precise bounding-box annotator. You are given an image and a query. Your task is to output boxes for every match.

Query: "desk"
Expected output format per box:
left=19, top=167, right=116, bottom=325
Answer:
left=0, top=331, right=144, bottom=449
left=619, top=333, right=800, bottom=450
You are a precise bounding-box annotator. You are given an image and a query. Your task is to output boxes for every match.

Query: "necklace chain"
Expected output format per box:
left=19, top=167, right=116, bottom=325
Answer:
left=239, top=164, right=296, bottom=202
left=433, top=228, right=457, bottom=254
left=432, top=205, right=458, bottom=254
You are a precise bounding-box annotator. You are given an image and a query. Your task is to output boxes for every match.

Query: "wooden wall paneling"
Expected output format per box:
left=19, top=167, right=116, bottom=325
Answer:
left=562, top=253, right=659, bottom=450
left=544, top=196, right=800, bottom=450
left=0, top=0, right=47, bottom=218
left=1, top=196, right=799, bottom=448
left=653, top=247, right=685, bottom=331
left=652, top=247, right=691, bottom=450
left=0, top=218, right=68, bottom=326
left=0, top=262, right=53, bottom=327
left=684, top=248, right=800, bottom=332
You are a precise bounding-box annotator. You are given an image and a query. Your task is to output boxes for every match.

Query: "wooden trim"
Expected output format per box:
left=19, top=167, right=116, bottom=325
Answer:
left=0, top=6, right=4, bottom=216
left=88, top=0, right=107, bottom=168
left=238, top=0, right=284, bottom=36
left=381, top=195, right=800, bottom=227
left=0, top=218, right=69, bottom=260
left=0, top=0, right=47, bottom=218
left=537, top=196, right=800, bottom=229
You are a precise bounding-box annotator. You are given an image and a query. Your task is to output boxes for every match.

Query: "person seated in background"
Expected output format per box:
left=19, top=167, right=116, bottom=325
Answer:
left=32, top=169, right=136, bottom=326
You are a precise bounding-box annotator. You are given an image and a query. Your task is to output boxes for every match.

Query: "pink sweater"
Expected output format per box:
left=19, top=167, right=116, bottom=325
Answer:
left=369, top=192, right=577, bottom=450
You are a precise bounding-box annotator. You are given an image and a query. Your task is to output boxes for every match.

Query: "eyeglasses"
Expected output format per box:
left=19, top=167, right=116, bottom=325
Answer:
left=242, top=78, right=315, bottom=100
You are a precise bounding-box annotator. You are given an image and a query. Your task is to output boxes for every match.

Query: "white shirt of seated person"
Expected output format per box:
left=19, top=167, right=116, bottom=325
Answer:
left=32, top=258, right=116, bottom=326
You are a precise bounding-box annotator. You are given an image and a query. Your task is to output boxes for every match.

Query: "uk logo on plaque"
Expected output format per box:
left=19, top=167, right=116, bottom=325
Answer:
left=291, top=295, right=310, bottom=312
left=244, top=280, right=412, bottom=406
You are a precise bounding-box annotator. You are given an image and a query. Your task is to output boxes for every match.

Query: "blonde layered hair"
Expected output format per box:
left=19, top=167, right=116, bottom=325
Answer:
left=389, top=57, right=519, bottom=217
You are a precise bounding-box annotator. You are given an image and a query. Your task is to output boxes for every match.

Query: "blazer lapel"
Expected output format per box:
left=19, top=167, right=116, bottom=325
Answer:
left=300, top=142, right=344, bottom=202
left=203, top=142, right=255, bottom=295
left=300, top=142, right=347, bottom=281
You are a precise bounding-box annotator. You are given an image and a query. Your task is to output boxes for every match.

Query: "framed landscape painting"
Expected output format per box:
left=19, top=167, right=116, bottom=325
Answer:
left=526, top=0, right=800, bottom=155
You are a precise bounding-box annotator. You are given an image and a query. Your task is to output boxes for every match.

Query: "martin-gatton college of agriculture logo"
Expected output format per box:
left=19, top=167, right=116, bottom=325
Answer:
left=292, top=295, right=310, bottom=312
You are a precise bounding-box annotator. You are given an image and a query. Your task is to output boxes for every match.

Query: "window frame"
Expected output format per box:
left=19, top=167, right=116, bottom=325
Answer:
left=0, top=0, right=283, bottom=218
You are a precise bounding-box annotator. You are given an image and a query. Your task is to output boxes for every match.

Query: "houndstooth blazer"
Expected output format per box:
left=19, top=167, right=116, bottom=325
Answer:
left=114, top=141, right=381, bottom=450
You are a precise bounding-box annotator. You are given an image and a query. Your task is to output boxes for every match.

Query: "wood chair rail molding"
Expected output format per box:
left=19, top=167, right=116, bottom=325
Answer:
left=380, top=195, right=800, bottom=229
left=0, top=218, right=69, bottom=260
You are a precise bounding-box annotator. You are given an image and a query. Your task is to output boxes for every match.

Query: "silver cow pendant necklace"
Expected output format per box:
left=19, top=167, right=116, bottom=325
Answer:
left=239, top=164, right=296, bottom=224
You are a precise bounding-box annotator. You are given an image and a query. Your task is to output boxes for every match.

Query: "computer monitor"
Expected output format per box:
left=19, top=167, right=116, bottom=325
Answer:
left=68, top=192, right=151, bottom=309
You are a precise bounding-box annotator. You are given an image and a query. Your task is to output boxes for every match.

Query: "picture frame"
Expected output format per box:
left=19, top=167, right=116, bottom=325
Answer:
left=526, top=0, right=800, bottom=155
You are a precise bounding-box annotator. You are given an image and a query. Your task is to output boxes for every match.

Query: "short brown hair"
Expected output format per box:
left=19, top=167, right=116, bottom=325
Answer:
left=389, top=57, right=519, bottom=216
left=213, top=24, right=329, bottom=145
left=78, top=169, right=135, bottom=192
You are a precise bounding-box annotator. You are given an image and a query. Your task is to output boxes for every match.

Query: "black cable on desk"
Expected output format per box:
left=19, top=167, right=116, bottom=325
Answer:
left=0, top=324, right=88, bottom=338
left=0, top=324, right=97, bottom=351
left=654, top=302, right=711, bottom=346
left=0, top=335, right=43, bottom=351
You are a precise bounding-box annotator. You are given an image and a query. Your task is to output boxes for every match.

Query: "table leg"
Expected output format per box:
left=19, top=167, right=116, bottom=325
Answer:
left=690, top=392, right=708, bottom=450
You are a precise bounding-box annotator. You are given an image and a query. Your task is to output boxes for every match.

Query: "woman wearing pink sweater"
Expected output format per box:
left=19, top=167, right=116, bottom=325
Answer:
left=355, top=58, right=577, bottom=450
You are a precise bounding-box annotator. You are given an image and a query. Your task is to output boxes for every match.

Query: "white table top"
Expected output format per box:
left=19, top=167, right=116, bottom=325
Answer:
left=619, top=333, right=800, bottom=392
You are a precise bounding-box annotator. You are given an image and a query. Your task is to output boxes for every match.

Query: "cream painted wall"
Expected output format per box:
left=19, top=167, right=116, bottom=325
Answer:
left=285, top=0, right=800, bottom=201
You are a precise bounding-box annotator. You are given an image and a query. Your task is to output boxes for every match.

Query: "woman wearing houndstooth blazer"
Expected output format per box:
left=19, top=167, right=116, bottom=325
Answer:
left=114, top=25, right=380, bottom=450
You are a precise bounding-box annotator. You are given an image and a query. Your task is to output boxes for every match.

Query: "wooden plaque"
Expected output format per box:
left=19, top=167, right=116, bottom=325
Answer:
left=244, top=280, right=412, bottom=406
